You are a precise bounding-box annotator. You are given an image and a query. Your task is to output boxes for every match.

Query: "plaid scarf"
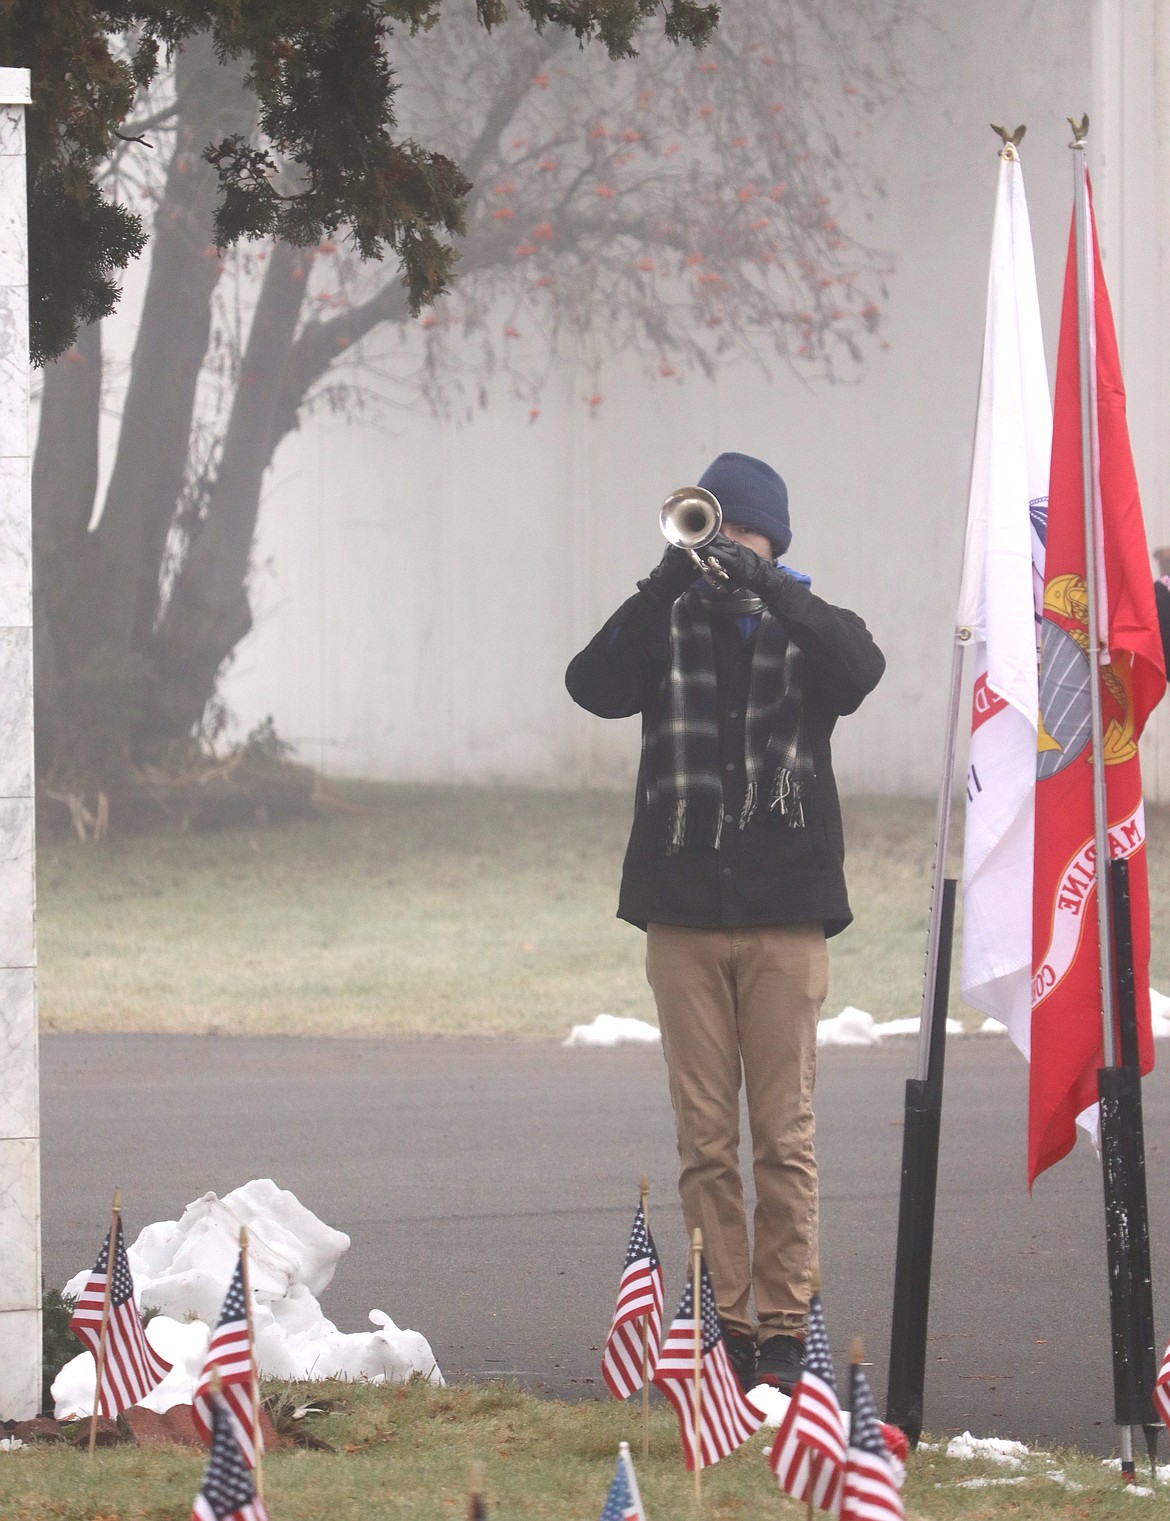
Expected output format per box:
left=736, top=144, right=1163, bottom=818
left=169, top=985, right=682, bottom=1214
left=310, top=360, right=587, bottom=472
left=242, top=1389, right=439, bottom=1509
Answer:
left=643, top=592, right=809, bottom=853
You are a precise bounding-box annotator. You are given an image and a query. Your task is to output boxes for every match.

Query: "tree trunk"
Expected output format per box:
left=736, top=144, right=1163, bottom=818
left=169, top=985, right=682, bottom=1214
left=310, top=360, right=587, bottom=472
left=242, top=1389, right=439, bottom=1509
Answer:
left=88, top=35, right=254, bottom=664
left=30, top=321, right=101, bottom=779
left=146, top=242, right=309, bottom=740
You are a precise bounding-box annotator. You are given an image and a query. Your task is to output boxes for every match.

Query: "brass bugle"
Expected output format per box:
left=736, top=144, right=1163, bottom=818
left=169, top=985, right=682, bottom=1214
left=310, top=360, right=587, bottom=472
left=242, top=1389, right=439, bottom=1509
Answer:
left=659, top=486, right=730, bottom=586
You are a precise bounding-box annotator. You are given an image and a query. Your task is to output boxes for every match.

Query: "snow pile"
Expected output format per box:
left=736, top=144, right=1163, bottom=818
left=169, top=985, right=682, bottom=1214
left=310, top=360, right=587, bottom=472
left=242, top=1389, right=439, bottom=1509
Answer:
left=563, top=1014, right=662, bottom=1047
left=945, top=1432, right=1029, bottom=1466
left=52, top=1179, right=441, bottom=1420
left=816, top=1008, right=965, bottom=1048
left=567, top=992, right=1170, bottom=1050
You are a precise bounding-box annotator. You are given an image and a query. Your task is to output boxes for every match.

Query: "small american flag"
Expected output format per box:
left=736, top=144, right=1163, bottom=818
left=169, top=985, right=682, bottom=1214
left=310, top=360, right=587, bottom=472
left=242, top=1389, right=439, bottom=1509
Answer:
left=69, top=1215, right=171, bottom=1416
left=1154, top=1335, right=1170, bottom=1428
left=769, top=1293, right=846, bottom=1511
left=599, top=1442, right=646, bottom=1521
left=192, top=1392, right=269, bottom=1521
left=652, top=1257, right=763, bottom=1470
left=193, top=1254, right=263, bottom=1466
left=840, top=1362, right=904, bottom=1521
left=602, top=1203, right=664, bottom=1400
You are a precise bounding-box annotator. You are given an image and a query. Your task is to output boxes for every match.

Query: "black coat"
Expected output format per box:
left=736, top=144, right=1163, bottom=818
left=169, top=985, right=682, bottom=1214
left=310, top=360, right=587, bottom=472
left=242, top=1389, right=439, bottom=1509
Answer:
left=565, top=577, right=885, bottom=936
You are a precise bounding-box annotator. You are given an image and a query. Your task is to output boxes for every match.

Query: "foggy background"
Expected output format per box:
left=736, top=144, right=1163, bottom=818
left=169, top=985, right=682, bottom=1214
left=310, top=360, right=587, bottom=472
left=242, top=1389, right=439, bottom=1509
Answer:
left=62, top=0, right=1170, bottom=800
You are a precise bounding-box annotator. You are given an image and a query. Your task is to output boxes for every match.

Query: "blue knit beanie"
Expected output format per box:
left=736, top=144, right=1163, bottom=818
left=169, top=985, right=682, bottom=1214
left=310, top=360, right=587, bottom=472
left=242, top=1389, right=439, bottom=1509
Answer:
left=697, top=452, right=791, bottom=557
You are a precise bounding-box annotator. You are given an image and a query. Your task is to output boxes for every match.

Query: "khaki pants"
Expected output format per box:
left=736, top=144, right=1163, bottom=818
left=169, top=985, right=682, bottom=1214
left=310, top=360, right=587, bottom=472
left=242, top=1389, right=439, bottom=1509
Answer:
left=646, top=922, right=828, bottom=1339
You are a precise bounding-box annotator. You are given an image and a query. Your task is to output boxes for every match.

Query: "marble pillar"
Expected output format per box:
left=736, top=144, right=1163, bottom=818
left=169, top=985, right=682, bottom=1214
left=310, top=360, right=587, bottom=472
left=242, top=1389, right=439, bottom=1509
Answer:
left=0, top=66, right=39, bottom=1421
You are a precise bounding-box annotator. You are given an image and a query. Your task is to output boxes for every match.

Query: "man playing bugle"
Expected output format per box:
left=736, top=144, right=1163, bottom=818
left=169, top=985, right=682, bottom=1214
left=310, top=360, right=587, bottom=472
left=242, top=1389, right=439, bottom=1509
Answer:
left=566, top=451, right=884, bottom=1394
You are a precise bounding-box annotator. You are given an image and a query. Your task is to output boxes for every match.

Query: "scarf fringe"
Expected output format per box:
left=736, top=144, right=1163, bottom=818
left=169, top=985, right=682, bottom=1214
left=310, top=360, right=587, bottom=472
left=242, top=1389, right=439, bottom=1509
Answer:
left=667, top=798, right=687, bottom=855
left=769, top=767, right=805, bottom=829
left=738, top=779, right=757, bottom=832
left=666, top=797, right=731, bottom=852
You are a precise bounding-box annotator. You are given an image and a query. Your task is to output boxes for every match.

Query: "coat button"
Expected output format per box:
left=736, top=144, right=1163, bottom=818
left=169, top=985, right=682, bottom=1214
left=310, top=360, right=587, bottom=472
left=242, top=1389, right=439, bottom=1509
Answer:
left=724, top=762, right=735, bottom=772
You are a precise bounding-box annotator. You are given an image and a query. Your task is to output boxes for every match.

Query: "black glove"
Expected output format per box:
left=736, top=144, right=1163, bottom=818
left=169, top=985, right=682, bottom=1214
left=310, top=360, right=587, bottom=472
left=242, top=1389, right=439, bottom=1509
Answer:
left=638, top=544, right=698, bottom=606
left=703, top=534, right=783, bottom=599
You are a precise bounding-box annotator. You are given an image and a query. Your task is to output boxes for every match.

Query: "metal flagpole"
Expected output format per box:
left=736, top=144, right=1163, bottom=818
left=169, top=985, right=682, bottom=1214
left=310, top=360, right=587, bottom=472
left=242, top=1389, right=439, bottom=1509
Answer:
left=1069, top=118, right=1117, bottom=1072
left=915, top=638, right=967, bottom=1087
left=1068, top=115, right=1156, bottom=1482
left=885, top=155, right=993, bottom=1426
left=884, top=511, right=968, bottom=1448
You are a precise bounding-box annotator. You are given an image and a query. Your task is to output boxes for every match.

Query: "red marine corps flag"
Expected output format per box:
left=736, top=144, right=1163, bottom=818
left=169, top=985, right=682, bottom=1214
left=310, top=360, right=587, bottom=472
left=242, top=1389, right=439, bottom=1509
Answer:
left=1029, top=162, right=1165, bottom=1184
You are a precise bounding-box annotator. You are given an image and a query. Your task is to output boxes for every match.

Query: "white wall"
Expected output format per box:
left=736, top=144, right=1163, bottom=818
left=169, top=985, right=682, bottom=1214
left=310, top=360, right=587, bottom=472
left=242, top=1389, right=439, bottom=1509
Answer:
left=218, top=2, right=1126, bottom=795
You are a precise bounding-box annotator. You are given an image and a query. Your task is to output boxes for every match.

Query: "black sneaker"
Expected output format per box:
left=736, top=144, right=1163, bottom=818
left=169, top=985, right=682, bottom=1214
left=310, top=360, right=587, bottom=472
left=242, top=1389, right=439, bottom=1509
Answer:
left=756, top=1334, right=805, bottom=1394
left=720, top=1324, right=758, bottom=1395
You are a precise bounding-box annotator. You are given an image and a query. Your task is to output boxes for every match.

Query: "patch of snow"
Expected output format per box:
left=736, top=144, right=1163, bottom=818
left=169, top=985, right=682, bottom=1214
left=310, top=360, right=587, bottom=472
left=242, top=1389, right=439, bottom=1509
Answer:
left=950, top=1476, right=1028, bottom=1488
left=563, top=1014, right=661, bottom=1047
left=746, top=1383, right=793, bottom=1427
left=568, top=991, right=1170, bottom=1050
left=945, top=1432, right=1029, bottom=1465
left=52, top=1179, right=441, bottom=1420
left=816, top=1008, right=964, bottom=1047
left=815, top=1007, right=883, bottom=1046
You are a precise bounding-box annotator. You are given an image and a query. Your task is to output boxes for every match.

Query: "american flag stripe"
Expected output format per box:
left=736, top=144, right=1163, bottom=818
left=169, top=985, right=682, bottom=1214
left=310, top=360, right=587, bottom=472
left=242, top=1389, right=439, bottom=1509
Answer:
left=841, top=1452, right=903, bottom=1521
left=193, top=1256, right=262, bottom=1467
left=655, top=1331, right=760, bottom=1467
left=193, top=1501, right=266, bottom=1521
left=769, top=1292, right=847, bottom=1513
left=840, top=1363, right=903, bottom=1521
left=69, top=1219, right=171, bottom=1417
left=601, top=1204, right=664, bottom=1401
left=652, top=1262, right=763, bottom=1471
left=192, top=1391, right=269, bottom=1521
left=1154, top=1337, right=1170, bottom=1428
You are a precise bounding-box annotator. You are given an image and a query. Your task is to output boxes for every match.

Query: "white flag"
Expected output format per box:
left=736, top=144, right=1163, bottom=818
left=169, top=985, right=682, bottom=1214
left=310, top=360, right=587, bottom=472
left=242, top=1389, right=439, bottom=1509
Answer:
left=957, top=147, right=1051, bottom=1056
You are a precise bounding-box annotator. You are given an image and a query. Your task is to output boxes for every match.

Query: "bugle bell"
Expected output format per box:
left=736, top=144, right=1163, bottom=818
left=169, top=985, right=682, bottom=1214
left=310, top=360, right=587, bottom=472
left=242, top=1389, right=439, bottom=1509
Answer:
left=659, top=486, right=730, bottom=586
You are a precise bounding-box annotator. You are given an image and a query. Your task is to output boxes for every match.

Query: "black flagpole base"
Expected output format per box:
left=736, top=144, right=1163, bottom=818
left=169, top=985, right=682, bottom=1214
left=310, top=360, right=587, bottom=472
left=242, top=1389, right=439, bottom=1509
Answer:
left=885, top=877, right=957, bottom=1446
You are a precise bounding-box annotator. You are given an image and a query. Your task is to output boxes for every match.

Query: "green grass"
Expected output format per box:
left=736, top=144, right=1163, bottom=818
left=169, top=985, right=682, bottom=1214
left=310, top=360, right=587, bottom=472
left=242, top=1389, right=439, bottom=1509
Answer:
left=0, top=1379, right=1159, bottom=1520
left=36, top=785, right=1170, bottom=1038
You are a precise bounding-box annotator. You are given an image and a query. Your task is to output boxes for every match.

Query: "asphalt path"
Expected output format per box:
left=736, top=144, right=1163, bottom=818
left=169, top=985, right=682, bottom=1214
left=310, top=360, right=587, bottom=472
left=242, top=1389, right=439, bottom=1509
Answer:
left=41, top=1032, right=1170, bottom=1455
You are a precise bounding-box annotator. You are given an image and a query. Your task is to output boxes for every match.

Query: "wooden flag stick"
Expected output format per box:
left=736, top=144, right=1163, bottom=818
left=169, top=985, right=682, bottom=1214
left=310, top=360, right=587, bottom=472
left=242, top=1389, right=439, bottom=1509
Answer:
left=640, top=1175, right=651, bottom=1461
left=692, top=1226, right=703, bottom=1505
left=88, top=1188, right=121, bottom=1456
left=239, top=1226, right=264, bottom=1503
